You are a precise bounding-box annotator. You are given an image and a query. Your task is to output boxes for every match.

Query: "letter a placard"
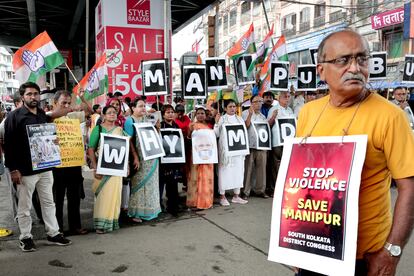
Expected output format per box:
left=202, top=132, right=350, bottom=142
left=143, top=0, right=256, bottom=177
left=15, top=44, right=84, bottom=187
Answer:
left=97, top=134, right=130, bottom=177
left=182, top=65, right=207, bottom=99
left=402, top=55, right=414, bottom=83
left=160, top=128, right=185, bottom=163
left=205, top=58, right=228, bottom=90
left=297, top=65, right=317, bottom=91
left=141, top=59, right=168, bottom=96
left=134, top=123, right=165, bottom=161
left=223, top=124, right=250, bottom=156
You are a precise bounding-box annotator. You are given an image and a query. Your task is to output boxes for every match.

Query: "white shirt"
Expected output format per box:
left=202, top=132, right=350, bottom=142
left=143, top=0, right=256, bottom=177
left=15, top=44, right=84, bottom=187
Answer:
left=242, top=110, right=267, bottom=149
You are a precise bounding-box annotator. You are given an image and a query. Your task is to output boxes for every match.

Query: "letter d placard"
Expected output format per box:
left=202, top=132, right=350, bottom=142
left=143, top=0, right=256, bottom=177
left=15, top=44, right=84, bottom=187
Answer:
left=97, top=134, right=130, bottom=177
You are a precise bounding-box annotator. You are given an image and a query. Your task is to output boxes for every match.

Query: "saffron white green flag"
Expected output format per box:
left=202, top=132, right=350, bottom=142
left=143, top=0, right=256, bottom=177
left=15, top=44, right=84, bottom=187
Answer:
left=259, top=35, right=288, bottom=81
left=13, top=31, right=64, bottom=84
left=227, top=23, right=256, bottom=60
left=73, top=54, right=108, bottom=101
left=247, top=24, right=274, bottom=74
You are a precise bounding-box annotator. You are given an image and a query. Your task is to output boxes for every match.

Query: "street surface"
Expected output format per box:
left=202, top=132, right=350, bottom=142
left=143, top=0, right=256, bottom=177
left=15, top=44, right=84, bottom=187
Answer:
left=0, top=171, right=412, bottom=276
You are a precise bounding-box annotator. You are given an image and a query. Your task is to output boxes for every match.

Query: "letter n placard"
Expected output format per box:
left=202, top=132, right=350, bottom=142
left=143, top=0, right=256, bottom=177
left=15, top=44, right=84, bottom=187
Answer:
left=97, top=134, right=130, bottom=177
left=223, top=124, right=250, bottom=156
left=134, top=123, right=165, bottom=161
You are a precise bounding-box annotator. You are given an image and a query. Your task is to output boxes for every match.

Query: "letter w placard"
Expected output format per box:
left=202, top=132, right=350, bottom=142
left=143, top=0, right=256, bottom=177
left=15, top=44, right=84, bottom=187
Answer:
left=97, top=134, right=130, bottom=177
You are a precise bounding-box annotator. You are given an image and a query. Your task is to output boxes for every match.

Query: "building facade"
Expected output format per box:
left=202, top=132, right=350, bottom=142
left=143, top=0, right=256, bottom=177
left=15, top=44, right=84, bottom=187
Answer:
left=0, top=47, right=19, bottom=102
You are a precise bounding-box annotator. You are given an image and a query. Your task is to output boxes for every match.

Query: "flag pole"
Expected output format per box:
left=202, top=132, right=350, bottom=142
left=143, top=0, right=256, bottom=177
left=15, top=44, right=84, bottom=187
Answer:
left=65, top=62, right=80, bottom=84
left=261, top=0, right=274, bottom=47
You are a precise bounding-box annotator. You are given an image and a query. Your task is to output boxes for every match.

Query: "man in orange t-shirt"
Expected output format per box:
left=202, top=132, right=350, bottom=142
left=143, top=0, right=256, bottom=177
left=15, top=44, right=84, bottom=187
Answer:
left=296, top=30, right=414, bottom=276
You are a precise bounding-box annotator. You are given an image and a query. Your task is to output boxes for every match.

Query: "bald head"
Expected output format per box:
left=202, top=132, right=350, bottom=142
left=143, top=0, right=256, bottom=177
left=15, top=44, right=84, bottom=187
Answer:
left=317, top=29, right=370, bottom=63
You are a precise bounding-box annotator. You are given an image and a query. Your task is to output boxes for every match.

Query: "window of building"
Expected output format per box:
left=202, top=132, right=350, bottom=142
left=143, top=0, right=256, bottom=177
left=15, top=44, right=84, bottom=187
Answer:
left=223, top=13, right=228, bottom=34
left=314, top=2, right=325, bottom=19
left=230, top=8, right=237, bottom=29
left=282, top=13, right=297, bottom=30
left=241, top=1, right=251, bottom=24
left=300, top=7, right=310, bottom=23
left=223, top=40, right=228, bottom=52
left=383, top=29, right=403, bottom=59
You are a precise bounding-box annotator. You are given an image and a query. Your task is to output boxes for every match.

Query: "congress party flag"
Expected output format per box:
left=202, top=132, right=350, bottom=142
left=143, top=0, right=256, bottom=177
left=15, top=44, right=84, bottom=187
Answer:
left=247, top=24, right=274, bottom=74
left=73, top=54, right=108, bottom=101
left=227, top=23, right=256, bottom=60
left=259, top=73, right=271, bottom=96
left=13, top=31, right=64, bottom=84
left=259, top=35, right=288, bottom=81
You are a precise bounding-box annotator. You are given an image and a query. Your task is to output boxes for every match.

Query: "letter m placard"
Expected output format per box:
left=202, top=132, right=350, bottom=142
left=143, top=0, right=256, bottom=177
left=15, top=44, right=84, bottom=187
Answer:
left=223, top=124, right=249, bottom=157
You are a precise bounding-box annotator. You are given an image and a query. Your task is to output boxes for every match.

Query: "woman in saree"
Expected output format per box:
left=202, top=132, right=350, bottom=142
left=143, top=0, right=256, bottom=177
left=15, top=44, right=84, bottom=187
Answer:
left=187, top=107, right=214, bottom=209
left=107, top=98, right=126, bottom=128
left=124, top=98, right=161, bottom=222
left=88, top=105, right=138, bottom=233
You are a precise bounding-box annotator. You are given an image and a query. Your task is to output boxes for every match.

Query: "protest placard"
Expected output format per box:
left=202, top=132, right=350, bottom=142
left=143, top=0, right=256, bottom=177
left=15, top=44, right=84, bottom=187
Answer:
left=96, top=133, right=129, bottom=177
left=268, top=135, right=368, bottom=276
left=26, top=123, right=61, bottom=170
left=55, top=118, right=85, bottom=167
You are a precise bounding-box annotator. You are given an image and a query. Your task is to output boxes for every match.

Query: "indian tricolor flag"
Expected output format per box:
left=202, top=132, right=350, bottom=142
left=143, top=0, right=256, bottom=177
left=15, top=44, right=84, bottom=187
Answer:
left=73, top=54, right=108, bottom=102
left=259, top=35, right=288, bottom=81
left=13, top=31, right=64, bottom=84
left=247, top=24, right=274, bottom=74
left=227, top=23, right=256, bottom=60
left=258, top=73, right=271, bottom=96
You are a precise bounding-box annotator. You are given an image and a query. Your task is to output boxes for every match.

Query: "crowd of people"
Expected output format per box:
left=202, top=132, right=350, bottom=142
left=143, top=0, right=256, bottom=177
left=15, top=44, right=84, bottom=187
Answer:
left=1, top=28, right=414, bottom=276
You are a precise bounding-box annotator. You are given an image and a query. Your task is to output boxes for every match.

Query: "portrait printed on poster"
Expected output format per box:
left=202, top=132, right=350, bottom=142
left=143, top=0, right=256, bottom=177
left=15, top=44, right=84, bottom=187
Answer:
left=26, top=123, right=61, bottom=170
left=96, top=134, right=129, bottom=177
left=191, top=129, right=218, bottom=164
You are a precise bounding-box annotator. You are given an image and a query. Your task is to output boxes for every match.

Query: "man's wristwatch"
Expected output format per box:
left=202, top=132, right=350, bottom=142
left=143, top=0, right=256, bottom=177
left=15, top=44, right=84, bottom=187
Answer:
left=384, top=242, right=402, bottom=257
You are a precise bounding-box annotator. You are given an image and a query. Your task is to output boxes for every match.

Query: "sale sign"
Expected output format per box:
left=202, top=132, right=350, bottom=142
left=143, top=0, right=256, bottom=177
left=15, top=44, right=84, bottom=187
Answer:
left=268, top=135, right=367, bottom=276
left=95, top=0, right=169, bottom=100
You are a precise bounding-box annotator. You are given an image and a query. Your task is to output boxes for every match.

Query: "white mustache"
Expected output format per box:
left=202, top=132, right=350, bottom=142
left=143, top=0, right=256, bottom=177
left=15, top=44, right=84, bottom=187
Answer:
left=343, top=74, right=366, bottom=82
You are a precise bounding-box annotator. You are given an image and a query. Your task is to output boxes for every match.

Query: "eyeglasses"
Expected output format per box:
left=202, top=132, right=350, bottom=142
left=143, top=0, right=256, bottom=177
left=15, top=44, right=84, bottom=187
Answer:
left=320, top=55, right=370, bottom=67
left=252, top=100, right=263, bottom=104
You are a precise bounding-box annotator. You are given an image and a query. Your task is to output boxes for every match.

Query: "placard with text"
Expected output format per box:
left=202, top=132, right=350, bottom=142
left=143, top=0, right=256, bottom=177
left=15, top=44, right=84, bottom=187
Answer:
left=268, top=135, right=367, bottom=276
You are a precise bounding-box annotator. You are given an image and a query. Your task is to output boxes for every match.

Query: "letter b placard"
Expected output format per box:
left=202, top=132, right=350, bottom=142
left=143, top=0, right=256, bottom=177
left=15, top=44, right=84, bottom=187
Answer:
left=97, top=134, right=130, bottom=177
left=369, top=52, right=387, bottom=80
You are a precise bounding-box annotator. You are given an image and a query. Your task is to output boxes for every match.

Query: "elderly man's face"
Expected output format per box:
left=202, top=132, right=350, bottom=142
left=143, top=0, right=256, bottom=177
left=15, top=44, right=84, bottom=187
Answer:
left=394, top=88, right=407, bottom=103
left=317, top=32, right=369, bottom=99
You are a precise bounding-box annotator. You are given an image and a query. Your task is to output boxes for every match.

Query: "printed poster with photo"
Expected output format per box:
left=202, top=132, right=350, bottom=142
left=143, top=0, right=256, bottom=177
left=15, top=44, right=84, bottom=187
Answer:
left=191, top=129, right=218, bottom=164
left=268, top=135, right=368, bottom=276
left=26, top=123, right=61, bottom=170
left=54, top=118, right=85, bottom=168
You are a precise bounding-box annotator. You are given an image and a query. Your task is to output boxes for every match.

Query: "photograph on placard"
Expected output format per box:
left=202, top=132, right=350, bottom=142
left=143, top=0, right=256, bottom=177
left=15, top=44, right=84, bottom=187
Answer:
left=134, top=123, right=165, bottom=161
left=192, top=128, right=218, bottom=164
left=160, top=128, right=185, bottom=163
left=96, top=133, right=129, bottom=177
left=223, top=124, right=250, bottom=156
left=26, top=123, right=61, bottom=170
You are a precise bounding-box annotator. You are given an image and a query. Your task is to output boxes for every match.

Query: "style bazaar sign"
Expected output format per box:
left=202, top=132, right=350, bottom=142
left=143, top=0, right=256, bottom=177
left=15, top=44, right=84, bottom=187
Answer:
left=371, top=7, right=404, bottom=30
left=127, top=0, right=151, bottom=25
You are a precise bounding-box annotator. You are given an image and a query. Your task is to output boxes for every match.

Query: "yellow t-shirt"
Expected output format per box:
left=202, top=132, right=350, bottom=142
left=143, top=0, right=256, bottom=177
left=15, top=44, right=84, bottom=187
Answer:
left=297, top=93, right=414, bottom=259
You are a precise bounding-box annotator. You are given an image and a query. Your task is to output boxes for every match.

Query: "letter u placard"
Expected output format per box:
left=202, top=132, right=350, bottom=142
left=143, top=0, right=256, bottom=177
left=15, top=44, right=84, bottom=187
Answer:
left=297, top=65, right=317, bottom=91
left=223, top=124, right=250, bottom=157
left=97, top=134, right=130, bottom=177
left=402, top=55, right=414, bottom=83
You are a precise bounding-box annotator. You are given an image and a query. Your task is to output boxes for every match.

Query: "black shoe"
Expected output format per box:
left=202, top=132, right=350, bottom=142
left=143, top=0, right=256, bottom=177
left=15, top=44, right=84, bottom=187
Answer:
left=47, top=234, right=72, bottom=246
left=19, top=238, right=36, bottom=252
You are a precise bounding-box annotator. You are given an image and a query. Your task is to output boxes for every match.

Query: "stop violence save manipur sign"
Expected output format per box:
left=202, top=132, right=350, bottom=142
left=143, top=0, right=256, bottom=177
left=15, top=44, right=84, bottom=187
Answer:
left=268, top=135, right=367, bottom=276
left=55, top=118, right=85, bottom=168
